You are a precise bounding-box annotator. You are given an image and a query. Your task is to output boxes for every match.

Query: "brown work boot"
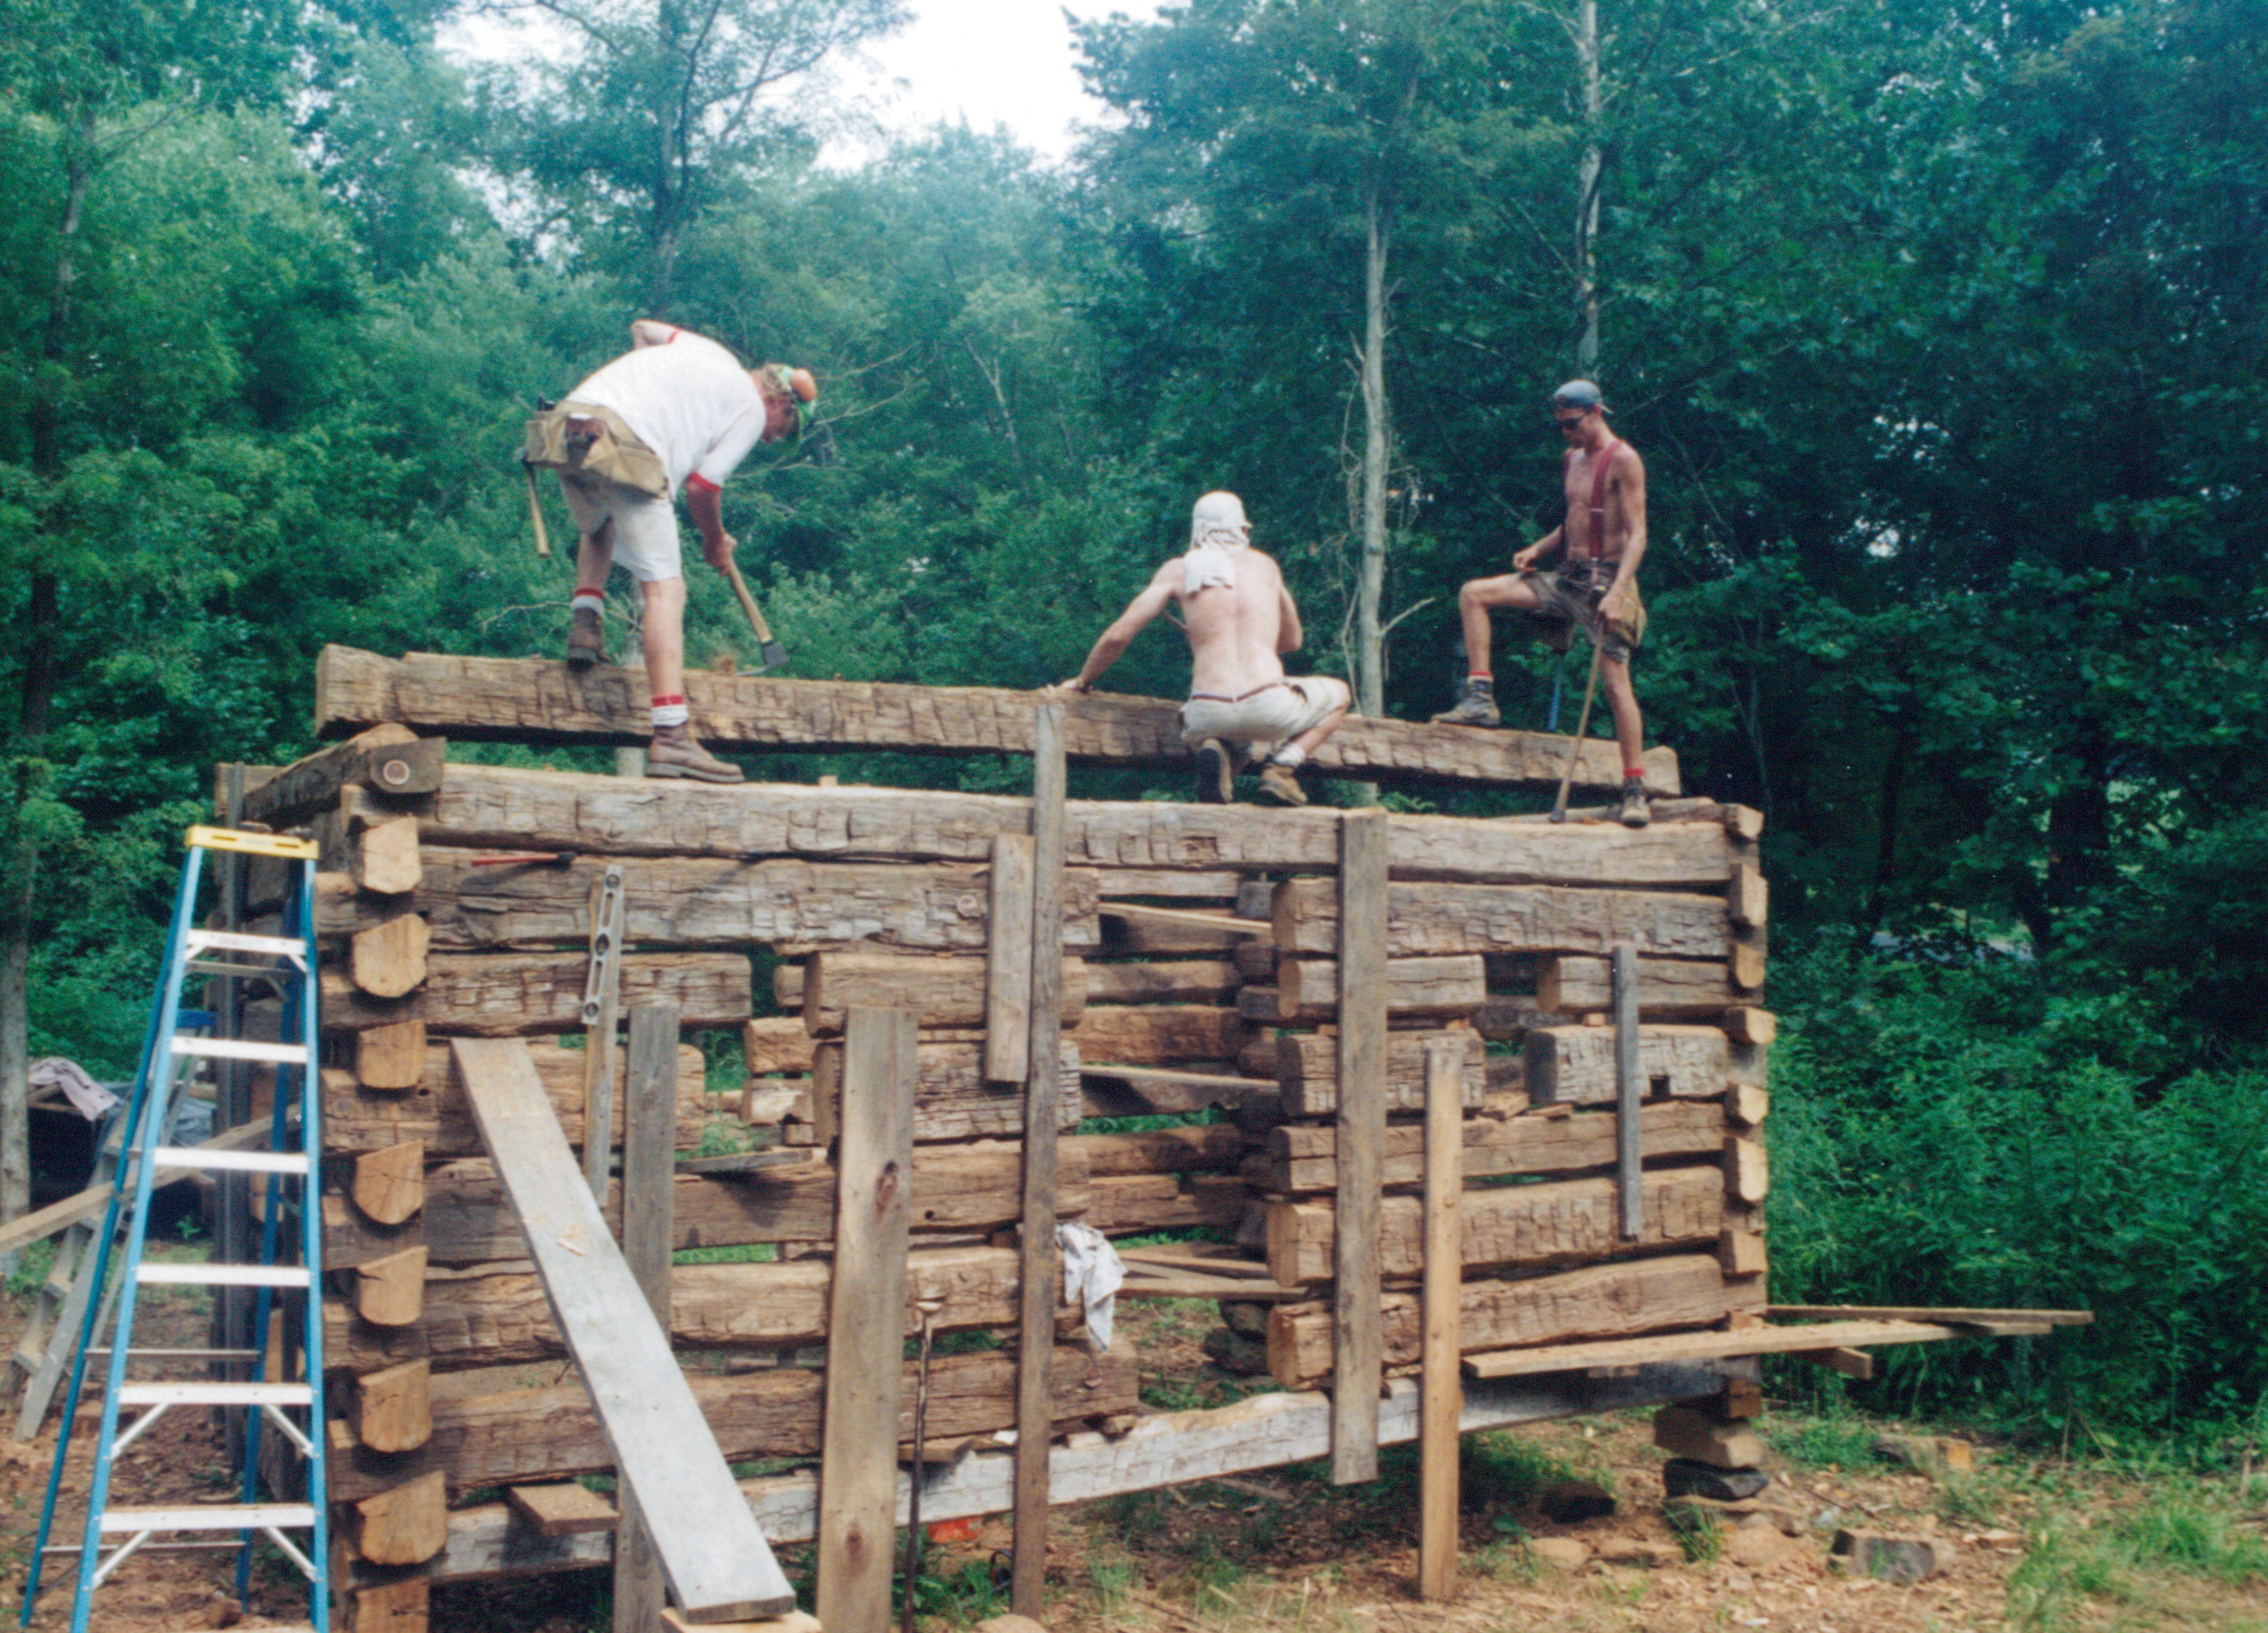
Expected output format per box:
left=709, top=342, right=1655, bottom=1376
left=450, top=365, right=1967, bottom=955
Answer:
left=646, top=723, right=744, bottom=784
left=1618, top=777, right=1651, bottom=829
left=1255, top=762, right=1307, bottom=807
left=1430, top=676, right=1501, bottom=727
left=567, top=606, right=606, bottom=668
left=1193, top=739, right=1233, bottom=804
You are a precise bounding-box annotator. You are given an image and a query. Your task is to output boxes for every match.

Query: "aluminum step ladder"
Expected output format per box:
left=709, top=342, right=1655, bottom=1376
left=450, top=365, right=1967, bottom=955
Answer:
left=21, top=826, right=329, bottom=1633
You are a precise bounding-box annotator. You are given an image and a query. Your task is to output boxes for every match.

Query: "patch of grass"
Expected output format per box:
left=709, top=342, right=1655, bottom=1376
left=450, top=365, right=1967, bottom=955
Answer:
left=1473, top=1537, right=1542, bottom=1583
left=2008, top=1486, right=2268, bottom=1632
left=672, top=1241, right=778, bottom=1265
left=1086, top=1553, right=1135, bottom=1608
left=1764, top=1409, right=1887, bottom=1470
left=1935, top=1469, right=2002, bottom=1525
left=1462, top=1429, right=1590, bottom=1504
left=1094, top=1488, right=1170, bottom=1543
left=1665, top=1504, right=1724, bottom=1564
left=906, top=1554, right=1007, bottom=1624
left=6, top=1238, right=56, bottom=1300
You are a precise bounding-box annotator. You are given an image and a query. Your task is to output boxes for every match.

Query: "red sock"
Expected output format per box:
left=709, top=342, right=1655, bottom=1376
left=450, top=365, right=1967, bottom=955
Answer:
left=1624, top=766, right=1645, bottom=782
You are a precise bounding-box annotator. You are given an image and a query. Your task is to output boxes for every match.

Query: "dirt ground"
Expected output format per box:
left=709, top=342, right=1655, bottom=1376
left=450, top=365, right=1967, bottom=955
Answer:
left=2, top=1275, right=2262, bottom=1632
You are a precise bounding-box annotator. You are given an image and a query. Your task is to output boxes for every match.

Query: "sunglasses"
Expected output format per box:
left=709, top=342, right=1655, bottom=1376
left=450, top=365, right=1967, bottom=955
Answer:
left=1551, top=414, right=1589, bottom=432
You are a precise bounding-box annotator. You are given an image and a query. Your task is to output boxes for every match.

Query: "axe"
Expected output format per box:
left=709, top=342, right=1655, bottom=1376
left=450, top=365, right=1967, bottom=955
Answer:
left=1549, top=642, right=1605, bottom=824
left=719, top=556, right=788, bottom=673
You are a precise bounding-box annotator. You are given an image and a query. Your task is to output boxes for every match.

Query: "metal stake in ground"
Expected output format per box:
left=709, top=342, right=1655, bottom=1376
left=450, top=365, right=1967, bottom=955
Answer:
left=1549, top=641, right=1605, bottom=823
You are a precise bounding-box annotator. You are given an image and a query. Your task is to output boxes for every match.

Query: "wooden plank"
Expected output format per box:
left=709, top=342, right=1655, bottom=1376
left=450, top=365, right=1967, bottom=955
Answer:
left=1013, top=699, right=1067, bottom=1617
left=452, top=1036, right=796, bottom=1620
left=1332, top=806, right=1388, bottom=1485
left=0, top=1121, right=270, bottom=1261
left=1082, top=959, right=1241, bottom=1006
left=323, top=1042, right=705, bottom=1158
left=1418, top=1036, right=1462, bottom=1600
left=236, top=722, right=444, bottom=829
left=1100, top=902, right=1266, bottom=936
left=380, top=1363, right=1756, bottom=1586
left=1265, top=1252, right=1764, bottom=1391
left=1275, top=954, right=1485, bottom=1024
left=509, top=1483, right=619, bottom=1538
left=1273, top=877, right=1729, bottom=959
left=581, top=864, right=627, bottom=1197
left=984, top=833, right=1030, bottom=1087
left=1765, top=1305, right=2094, bottom=1326
left=811, top=1039, right=1083, bottom=1143
left=1261, top=1101, right=1726, bottom=1193
left=616, top=1003, right=678, bottom=1633
left=1464, top=1317, right=2056, bottom=1380
left=1266, top=1165, right=1728, bottom=1285
left=322, top=952, right=750, bottom=1036
left=1071, top=1004, right=1248, bottom=1065
left=1525, top=1024, right=1732, bottom=1105
left=816, top=1010, right=917, bottom=1632
left=315, top=852, right=1102, bottom=954
left=803, top=949, right=1086, bottom=1039
left=314, top=645, right=1682, bottom=793
left=1612, top=944, right=1641, bottom=1238
left=1538, top=954, right=1737, bottom=1017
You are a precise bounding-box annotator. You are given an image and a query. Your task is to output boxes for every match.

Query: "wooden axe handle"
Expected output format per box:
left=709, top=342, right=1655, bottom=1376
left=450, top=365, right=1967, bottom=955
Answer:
left=719, top=555, right=776, bottom=645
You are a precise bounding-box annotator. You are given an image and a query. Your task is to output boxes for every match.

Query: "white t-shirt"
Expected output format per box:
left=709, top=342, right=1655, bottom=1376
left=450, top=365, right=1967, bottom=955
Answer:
left=564, top=328, right=769, bottom=498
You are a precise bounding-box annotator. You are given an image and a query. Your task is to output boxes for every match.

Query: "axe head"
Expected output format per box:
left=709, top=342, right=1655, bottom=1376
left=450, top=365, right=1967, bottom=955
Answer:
left=755, top=639, right=788, bottom=673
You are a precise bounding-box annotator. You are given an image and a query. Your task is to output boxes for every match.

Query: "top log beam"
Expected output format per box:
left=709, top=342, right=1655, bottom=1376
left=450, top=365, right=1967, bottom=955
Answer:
left=315, top=646, right=1680, bottom=796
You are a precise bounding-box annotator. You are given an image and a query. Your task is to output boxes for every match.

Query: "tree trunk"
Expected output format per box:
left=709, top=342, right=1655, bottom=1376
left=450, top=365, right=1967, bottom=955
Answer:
left=1573, top=0, right=1602, bottom=373
left=1355, top=183, right=1391, bottom=726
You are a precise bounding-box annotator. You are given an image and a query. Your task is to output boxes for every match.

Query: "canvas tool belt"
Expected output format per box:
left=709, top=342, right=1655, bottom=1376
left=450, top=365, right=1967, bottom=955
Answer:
left=524, top=400, right=668, bottom=498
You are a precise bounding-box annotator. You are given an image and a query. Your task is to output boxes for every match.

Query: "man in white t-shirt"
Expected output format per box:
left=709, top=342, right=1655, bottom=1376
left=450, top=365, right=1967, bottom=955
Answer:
left=553, top=319, right=816, bottom=782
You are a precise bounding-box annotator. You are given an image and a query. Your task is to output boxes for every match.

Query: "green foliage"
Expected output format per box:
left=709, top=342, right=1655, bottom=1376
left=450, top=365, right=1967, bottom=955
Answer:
left=1762, top=1408, right=1890, bottom=1472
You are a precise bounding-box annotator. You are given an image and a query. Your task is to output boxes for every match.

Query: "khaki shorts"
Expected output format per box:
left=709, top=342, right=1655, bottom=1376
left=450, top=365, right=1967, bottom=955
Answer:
left=1526, top=560, right=1645, bottom=661
left=558, top=473, right=683, bottom=583
left=1179, top=676, right=1352, bottom=752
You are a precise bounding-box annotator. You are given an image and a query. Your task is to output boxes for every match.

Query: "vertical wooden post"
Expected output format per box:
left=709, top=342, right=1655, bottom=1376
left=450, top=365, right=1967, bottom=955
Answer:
left=582, top=863, right=627, bottom=1197
left=1332, top=805, right=1389, bottom=1484
left=614, top=1002, right=678, bottom=1633
left=1011, top=701, right=1067, bottom=1618
left=1612, top=942, right=1641, bottom=1238
left=1418, top=1035, right=1465, bottom=1600
left=817, top=1008, right=918, bottom=1633
left=983, top=833, right=1037, bottom=1083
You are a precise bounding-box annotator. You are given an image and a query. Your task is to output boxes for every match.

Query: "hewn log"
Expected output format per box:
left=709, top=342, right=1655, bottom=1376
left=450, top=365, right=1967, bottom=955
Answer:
left=1724, top=1006, right=1777, bottom=1047
left=811, top=1040, right=1083, bottom=1142
left=1082, top=1173, right=1250, bottom=1235
left=1653, top=1403, right=1767, bottom=1469
left=744, top=1017, right=817, bottom=1076
left=323, top=1247, right=1031, bottom=1373
left=1272, top=1029, right=1485, bottom=1116
left=315, top=854, right=1101, bottom=954
left=1275, top=955, right=1485, bottom=1024
left=1271, top=878, right=1729, bottom=960
left=323, top=1043, right=706, bottom=1158
left=321, top=952, right=751, bottom=1035
left=506, top=1484, right=619, bottom=1538
left=328, top=1347, right=1134, bottom=1504
left=314, top=646, right=1680, bottom=794
left=352, top=1470, right=448, bottom=1567
left=1524, top=1024, right=1732, bottom=1104
left=1728, top=862, right=1769, bottom=929
left=1537, top=956, right=1739, bottom=1018
left=354, top=807, right=425, bottom=897
left=1064, top=1124, right=1247, bottom=1178
left=229, top=723, right=443, bottom=830
left=803, top=951, right=1086, bottom=1034
left=357, top=1359, right=433, bottom=1455
left=351, top=914, right=430, bottom=999
left=1259, top=1102, right=1727, bottom=1193
left=1266, top=1252, right=1766, bottom=1390
left=1082, top=960, right=1243, bottom=1006
left=1727, top=1083, right=1770, bottom=1129
left=1266, top=1166, right=1727, bottom=1285
left=1718, top=1229, right=1768, bottom=1278
left=346, top=1574, right=428, bottom=1632
left=1069, top=1005, right=1248, bottom=1066
left=355, top=1245, right=428, bottom=1326
left=355, top=1020, right=428, bottom=1092
left=325, top=1143, right=1093, bottom=1266
left=352, top=1141, right=425, bottom=1226
left=1726, top=1136, right=1770, bottom=1205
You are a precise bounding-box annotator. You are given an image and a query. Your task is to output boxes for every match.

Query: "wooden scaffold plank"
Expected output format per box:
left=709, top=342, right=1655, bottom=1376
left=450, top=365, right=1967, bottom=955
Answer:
left=614, top=1003, right=678, bottom=1633
left=1418, top=1035, right=1465, bottom=1600
left=1332, top=805, right=1389, bottom=1484
left=452, top=1036, right=796, bottom=1622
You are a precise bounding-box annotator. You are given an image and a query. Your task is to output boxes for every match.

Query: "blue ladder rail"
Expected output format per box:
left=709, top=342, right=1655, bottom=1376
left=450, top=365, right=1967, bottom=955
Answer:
left=21, top=826, right=330, bottom=1633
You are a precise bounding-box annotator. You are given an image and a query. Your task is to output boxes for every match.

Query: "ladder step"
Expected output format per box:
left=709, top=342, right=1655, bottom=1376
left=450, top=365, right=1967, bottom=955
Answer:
left=98, top=1502, right=317, bottom=1532
left=150, top=1146, right=310, bottom=1176
left=186, top=826, right=318, bottom=861
left=117, top=1382, right=312, bottom=1407
left=185, top=929, right=311, bottom=958
left=136, top=1264, right=310, bottom=1289
left=88, top=1347, right=263, bottom=1361
left=170, top=1037, right=309, bottom=1066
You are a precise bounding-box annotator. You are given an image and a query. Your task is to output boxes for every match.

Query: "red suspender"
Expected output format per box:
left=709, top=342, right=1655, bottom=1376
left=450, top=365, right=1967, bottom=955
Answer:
left=1564, top=439, right=1621, bottom=554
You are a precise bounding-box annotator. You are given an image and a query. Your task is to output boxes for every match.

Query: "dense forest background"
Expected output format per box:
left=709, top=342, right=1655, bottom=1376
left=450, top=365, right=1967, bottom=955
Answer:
left=1, top=0, right=2262, bottom=1447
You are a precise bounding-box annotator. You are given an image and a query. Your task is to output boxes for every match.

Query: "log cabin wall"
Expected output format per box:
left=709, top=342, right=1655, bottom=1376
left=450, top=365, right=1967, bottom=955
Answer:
left=222, top=649, right=1774, bottom=1625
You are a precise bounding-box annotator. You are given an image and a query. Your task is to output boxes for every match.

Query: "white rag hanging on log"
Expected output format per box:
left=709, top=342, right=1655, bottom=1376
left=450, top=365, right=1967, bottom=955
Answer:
left=29, top=1058, right=118, bottom=1121
left=1057, top=1222, right=1125, bottom=1353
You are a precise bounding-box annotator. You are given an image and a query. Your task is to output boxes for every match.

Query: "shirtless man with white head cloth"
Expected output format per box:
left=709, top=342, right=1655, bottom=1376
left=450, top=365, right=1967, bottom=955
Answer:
left=1058, top=491, right=1351, bottom=806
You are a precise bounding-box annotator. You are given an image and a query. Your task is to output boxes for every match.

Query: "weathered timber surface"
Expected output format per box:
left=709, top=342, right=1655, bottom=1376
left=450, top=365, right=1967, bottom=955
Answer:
left=383, top=1363, right=1758, bottom=1584
left=1525, top=1024, right=1733, bottom=1103
left=1275, top=955, right=1484, bottom=1023
left=322, top=952, right=750, bottom=1035
left=324, top=1143, right=1089, bottom=1266
left=316, top=853, right=1101, bottom=953
left=1082, top=960, right=1243, bottom=1006
left=1266, top=1165, right=1728, bottom=1285
left=803, top=951, right=1086, bottom=1033
left=328, top=1347, right=1135, bottom=1502
left=1266, top=1252, right=1766, bottom=1390
left=744, top=1017, right=818, bottom=1076
left=1272, top=878, right=1730, bottom=959
left=323, top=1043, right=706, bottom=1157
left=1083, top=1173, right=1251, bottom=1235
left=1067, top=1124, right=1247, bottom=1177
left=315, top=646, right=1680, bottom=794
left=1261, top=1102, right=1727, bottom=1192
left=811, top=1040, right=1083, bottom=1142
left=1069, top=1005, right=1249, bottom=1066
left=232, top=723, right=445, bottom=830
left=1274, top=1029, right=1485, bottom=1116
left=1538, top=954, right=1740, bottom=1017
left=325, top=1247, right=1029, bottom=1372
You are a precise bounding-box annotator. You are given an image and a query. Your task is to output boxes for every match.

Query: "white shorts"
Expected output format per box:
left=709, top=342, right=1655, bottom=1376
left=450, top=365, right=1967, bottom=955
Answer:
left=559, top=473, right=683, bottom=583
left=1178, top=676, right=1352, bottom=751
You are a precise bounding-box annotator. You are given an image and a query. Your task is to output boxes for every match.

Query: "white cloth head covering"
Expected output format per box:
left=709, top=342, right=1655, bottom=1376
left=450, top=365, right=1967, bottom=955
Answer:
left=1182, top=490, right=1251, bottom=594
